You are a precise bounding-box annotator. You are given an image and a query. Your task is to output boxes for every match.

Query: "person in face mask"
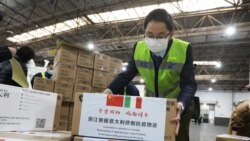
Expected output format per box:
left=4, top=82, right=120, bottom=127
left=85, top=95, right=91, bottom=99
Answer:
left=31, top=62, right=54, bottom=87
left=103, top=8, right=196, bottom=141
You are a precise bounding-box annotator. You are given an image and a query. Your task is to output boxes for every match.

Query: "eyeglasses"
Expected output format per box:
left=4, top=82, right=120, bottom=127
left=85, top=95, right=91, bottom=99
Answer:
left=145, top=32, right=169, bottom=39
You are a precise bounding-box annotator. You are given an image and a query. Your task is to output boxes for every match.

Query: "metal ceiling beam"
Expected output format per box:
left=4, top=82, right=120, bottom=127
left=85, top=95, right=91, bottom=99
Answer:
left=86, top=22, right=250, bottom=47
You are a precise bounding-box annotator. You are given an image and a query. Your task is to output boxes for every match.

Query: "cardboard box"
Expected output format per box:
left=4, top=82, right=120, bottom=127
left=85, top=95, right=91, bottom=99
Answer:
left=68, top=121, right=72, bottom=131
left=57, top=120, right=69, bottom=131
left=53, top=63, right=77, bottom=83
left=72, top=93, right=176, bottom=141
left=73, top=84, right=92, bottom=102
left=91, top=87, right=106, bottom=93
left=33, top=77, right=55, bottom=92
left=94, top=53, right=110, bottom=72
left=54, top=94, right=63, bottom=131
left=216, top=134, right=250, bottom=141
left=109, top=57, right=122, bottom=74
left=77, top=50, right=94, bottom=69
left=0, top=84, right=59, bottom=131
left=74, top=84, right=92, bottom=94
left=74, top=136, right=123, bottom=141
left=60, top=102, right=71, bottom=121
left=106, top=73, right=117, bottom=86
left=75, top=67, right=93, bottom=86
left=0, top=131, right=71, bottom=141
left=54, top=82, right=74, bottom=101
left=92, top=70, right=108, bottom=88
left=54, top=45, right=79, bottom=68
left=69, top=104, right=74, bottom=121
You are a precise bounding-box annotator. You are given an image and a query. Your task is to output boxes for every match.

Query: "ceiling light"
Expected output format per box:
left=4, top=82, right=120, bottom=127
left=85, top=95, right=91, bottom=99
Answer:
left=211, top=78, right=216, bottom=83
left=215, top=62, right=222, bottom=68
left=88, top=42, right=94, bottom=50
left=194, top=61, right=221, bottom=66
left=140, top=78, right=144, bottom=83
left=225, top=26, right=236, bottom=36
left=208, top=87, right=213, bottom=91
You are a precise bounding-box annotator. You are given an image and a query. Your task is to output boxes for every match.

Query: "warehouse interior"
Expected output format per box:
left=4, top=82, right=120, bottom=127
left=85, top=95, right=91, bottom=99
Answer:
left=0, top=0, right=250, bottom=141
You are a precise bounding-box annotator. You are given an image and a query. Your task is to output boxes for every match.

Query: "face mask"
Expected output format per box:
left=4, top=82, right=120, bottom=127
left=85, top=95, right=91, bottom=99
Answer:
left=145, top=36, right=169, bottom=53
left=47, top=70, right=54, bottom=75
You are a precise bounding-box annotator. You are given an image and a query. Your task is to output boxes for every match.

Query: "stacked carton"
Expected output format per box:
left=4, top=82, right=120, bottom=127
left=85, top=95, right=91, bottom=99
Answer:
left=33, top=77, right=55, bottom=92
left=52, top=44, right=78, bottom=131
left=92, top=54, right=122, bottom=89
left=53, top=45, right=78, bottom=102
left=107, top=57, right=123, bottom=85
left=33, top=41, right=122, bottom=131
left=33, top=42, right=123, bottom=131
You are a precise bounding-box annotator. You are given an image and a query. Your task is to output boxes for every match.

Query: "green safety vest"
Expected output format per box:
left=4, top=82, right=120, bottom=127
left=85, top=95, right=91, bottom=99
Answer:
left=134, top=38, right=189, bottom=98
left=41, top=72, right=46, bottom=79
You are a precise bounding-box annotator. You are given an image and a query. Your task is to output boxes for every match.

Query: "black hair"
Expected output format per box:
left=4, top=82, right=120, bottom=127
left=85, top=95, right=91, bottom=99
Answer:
left=16, top=46, right=35, bottom=63
left=47, top=62, right=53, bottom=67
left=144, top=9, right=174, bottom=31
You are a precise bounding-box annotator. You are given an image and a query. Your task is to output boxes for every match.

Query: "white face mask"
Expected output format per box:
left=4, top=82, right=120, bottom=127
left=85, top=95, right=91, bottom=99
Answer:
left=47, top=70, right=54, bottom=75
left=145, top=36, right=169, bottom=53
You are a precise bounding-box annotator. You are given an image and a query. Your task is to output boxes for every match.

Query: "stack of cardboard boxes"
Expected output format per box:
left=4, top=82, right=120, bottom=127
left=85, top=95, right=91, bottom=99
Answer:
left=52, top=45, right=78, bottom=131
left=33, top=43, right=122, bottom=131
left=92, top=53, right=122, bottom=90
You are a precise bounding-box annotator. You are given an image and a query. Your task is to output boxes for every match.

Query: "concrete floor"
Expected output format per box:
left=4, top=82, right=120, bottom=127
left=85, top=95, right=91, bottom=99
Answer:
left=190, top=122, right=228, bottom=141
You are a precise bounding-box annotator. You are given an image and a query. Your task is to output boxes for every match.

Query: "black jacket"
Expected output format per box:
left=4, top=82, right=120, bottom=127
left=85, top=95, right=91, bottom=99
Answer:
left=31, top=72, right=52, bottom=87
left=0, top=58, right=28, bottom=87
left=0, top=46, right=12, bottom=62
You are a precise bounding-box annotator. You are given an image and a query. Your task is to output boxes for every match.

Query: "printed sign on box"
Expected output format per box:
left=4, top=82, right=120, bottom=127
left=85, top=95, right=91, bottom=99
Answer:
left=0, top=84, right=57, bottom=131
left=74, top=136, right=122, bottom=141
left=78, top=94, right=166, bottom=141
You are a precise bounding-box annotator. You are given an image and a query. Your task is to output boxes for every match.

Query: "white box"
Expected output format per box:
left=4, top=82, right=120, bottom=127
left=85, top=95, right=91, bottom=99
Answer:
left=0, top=84, right=58, bottom=131
left=72, top=93, right=176, bottom=141
left=74, top=136, right=122, bottom=141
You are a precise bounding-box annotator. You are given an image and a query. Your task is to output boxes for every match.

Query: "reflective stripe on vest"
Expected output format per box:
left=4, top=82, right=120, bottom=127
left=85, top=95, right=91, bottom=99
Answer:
left=134, top=38, right=189, bottom=98
left=41, top=72, right=46, bottom=79
left=135, top=61, right=184, bottom=71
